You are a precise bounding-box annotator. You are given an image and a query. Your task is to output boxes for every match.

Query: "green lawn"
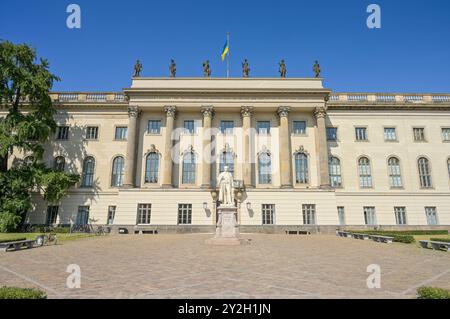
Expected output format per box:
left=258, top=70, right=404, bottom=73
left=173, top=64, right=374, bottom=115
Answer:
left=0, top=232, right=100, bottom=243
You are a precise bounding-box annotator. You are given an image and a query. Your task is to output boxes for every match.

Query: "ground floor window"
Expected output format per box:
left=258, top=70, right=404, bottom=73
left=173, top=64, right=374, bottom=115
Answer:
left=394, top=207, right=407, bottom=225
left=425, top=207, right=438, bottom=225
left=302, top=204, right=316, bottom=225
left=107, top=206, right=116, bottom=225
left=262, top=204, right=275, bottom=225
left=363, top=206, right=376, bottom=225
left=46, top=206, right=59, bottom=226
left=76, top=206, right=90, bottom=225
left=178, top=204, right=192, bottom=225
left=137, top=204, right=151, bottom=225
left=337, top=206, right=345, bottom=226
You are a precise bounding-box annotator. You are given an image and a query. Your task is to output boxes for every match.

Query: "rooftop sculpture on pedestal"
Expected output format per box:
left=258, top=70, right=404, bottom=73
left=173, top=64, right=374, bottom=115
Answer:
left=203, top=60, right=211, bottom=77
left=242, top=59, right=250, bottom=78
left=169, top=59, right=176, bottom=78
left=133, top=60, right=142, bottom=77
left=313, top=60, right=321, bottom=78
left=279, top=60, right=287, bottom=78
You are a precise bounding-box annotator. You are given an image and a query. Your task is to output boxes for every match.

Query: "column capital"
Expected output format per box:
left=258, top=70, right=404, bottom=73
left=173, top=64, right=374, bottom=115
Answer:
left=241, top=106, right=254, bottom=117
left=314, top=106, right=327, bottom=119
left=277, top=106, right=291, bottom=118
left=163, top=105, right=177, bottom=118
left=200, top=105, right=215, bottom=118
left=128, top=105, right=141, bottom=118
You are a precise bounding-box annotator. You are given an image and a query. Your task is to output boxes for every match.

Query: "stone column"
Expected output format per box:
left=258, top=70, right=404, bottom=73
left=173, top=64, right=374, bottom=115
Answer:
left=201, top=106, right=214, bottom=189
left=162, top=106, right=177, bottom=188
left=314, top=106, right=331, bottom=188
left=241, top=106, right=253, bottom=187
left=123, top=105, right=140, bottom=188
left=277, top=106, right=292, bottom=188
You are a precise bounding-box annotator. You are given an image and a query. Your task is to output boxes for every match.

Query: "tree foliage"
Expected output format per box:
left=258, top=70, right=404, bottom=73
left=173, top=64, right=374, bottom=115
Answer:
left=0, top=41, right=79, bottom=232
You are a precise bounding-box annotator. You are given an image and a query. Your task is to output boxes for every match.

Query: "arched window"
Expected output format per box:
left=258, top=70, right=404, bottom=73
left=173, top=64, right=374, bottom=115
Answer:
left=219, top=151, right=234, bottom=175
left=182, top=151, right=196, bottom=184
left=388, top=157, right=402, bottom=188
left=258, top=151, right=271, bottom=184
left=329, top=156, right=342, bottom=187
left=54, top=156, right=65, bottom=171
left=111, top=156, right=125, bottom=187
left=358, top=157, right=372, bottom=188
left=81, top=156, right=95, bottom=187
left=418, top=157, right=432, bottom=188
left=294, top=152, right=309, bottom=184
left=145, top=152, right=159, bottom=183
left=447, top=158, right=450, bottom=180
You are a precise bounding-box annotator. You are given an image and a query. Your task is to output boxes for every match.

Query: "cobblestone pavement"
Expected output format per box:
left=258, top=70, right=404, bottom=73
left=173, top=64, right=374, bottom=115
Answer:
left=0, top=234, right=449, bottom=299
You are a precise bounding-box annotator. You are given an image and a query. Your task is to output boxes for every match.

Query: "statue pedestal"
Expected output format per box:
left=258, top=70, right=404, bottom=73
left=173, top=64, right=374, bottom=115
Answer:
left=205, top=205, right=245, bottom=246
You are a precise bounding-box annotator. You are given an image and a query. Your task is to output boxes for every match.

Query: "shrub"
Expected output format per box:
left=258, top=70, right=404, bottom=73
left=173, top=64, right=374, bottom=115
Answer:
left=346, top=230, right=415, bottom=243
left=30, top=225, right=70, bottom=233
left=430, top=238, right=450, bottom=243
left=417, top=286, right=450, bottom=299
left=0, top=287, right=47, bottom=299
left=0, top=213, right=22, bottom=233
left=0, top=238, right=27, bottom=244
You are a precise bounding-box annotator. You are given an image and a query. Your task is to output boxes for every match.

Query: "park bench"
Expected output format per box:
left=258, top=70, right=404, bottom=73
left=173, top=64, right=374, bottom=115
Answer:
left=286, top=230, right=310, bottom=235
left=335, top=231, right=353, bottom=238
left=0, top=239, right=35, bottom=252
left=352, top=233, right=371, bottom=240
left=370, top=235, right=394, bottom=244
left=419, top=240, right=450, bottom=252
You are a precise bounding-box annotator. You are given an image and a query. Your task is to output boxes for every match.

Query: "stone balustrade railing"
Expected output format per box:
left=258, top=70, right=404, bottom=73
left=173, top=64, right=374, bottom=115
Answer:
left=329, top=93, right=450, bottom=104
left=50, top=92, right=126, bottom=103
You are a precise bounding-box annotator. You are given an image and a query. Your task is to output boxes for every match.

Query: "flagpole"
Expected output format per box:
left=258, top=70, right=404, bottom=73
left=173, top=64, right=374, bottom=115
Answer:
left=226, top=32, right=230, bottom=78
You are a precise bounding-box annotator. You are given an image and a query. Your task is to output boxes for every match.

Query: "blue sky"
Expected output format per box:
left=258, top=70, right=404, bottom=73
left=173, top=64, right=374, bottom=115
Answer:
left=1, top=0, right=449, bottom=93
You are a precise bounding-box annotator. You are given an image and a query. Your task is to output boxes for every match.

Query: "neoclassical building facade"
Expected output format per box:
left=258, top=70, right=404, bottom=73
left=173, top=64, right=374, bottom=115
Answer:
left=9, top=77, right=450, bottom=232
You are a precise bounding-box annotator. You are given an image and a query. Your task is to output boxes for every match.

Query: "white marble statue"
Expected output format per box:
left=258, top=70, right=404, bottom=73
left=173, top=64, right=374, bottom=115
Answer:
left=217, top=166, right=235, bottom=206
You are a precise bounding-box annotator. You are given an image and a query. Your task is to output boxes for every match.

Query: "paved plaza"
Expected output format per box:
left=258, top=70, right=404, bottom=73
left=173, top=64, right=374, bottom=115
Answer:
left=0, top=234, right=449, bottom=299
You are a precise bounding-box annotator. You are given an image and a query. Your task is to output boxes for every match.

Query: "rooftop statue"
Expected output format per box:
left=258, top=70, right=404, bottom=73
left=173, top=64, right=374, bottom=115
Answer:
left=242, top=59, right=250, bottom=78
left=133, top=59, right=142, bottom=77
left=203, top=60, right=211, bottom=77
left=279, top=59, right=287, bottom=78
left=313, top=60, right=321, bottom=78
left=169, top=59, right=176, bottom=77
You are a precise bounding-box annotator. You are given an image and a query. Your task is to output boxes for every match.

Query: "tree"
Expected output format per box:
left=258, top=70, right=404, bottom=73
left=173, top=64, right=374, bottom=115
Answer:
left=0, top=41, right=79, bottom=232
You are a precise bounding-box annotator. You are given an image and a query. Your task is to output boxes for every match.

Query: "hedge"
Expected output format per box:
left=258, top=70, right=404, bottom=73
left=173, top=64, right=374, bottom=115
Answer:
left=348, top=230, right=448, bottom=236
left=30, top=226, right=70, bottom=234
left=417, top=286, right=450, bottom=299
left=0, top=287, right=47, bottom=299
left=430, top=238, right=450, bottom=243
left=348, top=231, right=415, bottom=243
left=0, top=238, right=27, bottom=244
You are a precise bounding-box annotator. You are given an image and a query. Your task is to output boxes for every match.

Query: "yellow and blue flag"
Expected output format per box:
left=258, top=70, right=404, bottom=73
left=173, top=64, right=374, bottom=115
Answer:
left=221, top=39, right=229, bottom=61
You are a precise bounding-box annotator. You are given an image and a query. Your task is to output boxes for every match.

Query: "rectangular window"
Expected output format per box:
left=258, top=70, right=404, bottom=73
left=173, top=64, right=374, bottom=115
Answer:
left=56, top=126, right=69, bottom=140
left=363, top=206, right=376, bottom=225
left=302, top=204, right=316, bottom=225
left=442, top=128, right=450, bottom=141
left=384, top=127, right=397, bottom=141
left=46, top=206, right=59, bottom=226
left=115, top=126, right=128, bottom=140
left=293, top=121, right=306, bottom=135
left=337, top=206, right=345, bottom=226
left=76, top=206, right=90, bottom=225
left=107, top=206, right=116, bottom=225
left=220, top=121, right=234, bottom=134
left=326, top=127, right=338, bottom=141
left=257, top=121, right=271, bottom=135
left=147, top=120, right=161, bottom=134
left=355, top=127, right=368, bottom=141
left=183, top=120, right=196, bottom=134
left=137, top=204, right=151, bottom=225
left=413, top=128, right=425, bottom=142
left=86, top=126, right=99, bottom=140
left=425, top=207, right=438, bottom=225
left=262, top=204, right=275, bottom=225
left=178, top=204, right=192, bottom=225
left=394, top=207, right=407, bottom=225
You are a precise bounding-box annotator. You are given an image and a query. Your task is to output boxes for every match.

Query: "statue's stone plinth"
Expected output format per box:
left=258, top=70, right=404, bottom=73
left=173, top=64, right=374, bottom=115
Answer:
left=205, top=206, right=246, bottom=246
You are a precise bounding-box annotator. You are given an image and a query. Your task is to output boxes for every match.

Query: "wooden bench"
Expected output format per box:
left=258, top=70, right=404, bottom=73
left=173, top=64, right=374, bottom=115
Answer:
left=352, top=233, right=371, bottom=240
left=371, top=235, right=394, bottom=244
left=0, top=240, right=35, bottom=252
left=336, top=231, right=353, bottom=238
left=286, top=230, right=310, bottom=235
left=419, top=240, right=450, bottom=252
